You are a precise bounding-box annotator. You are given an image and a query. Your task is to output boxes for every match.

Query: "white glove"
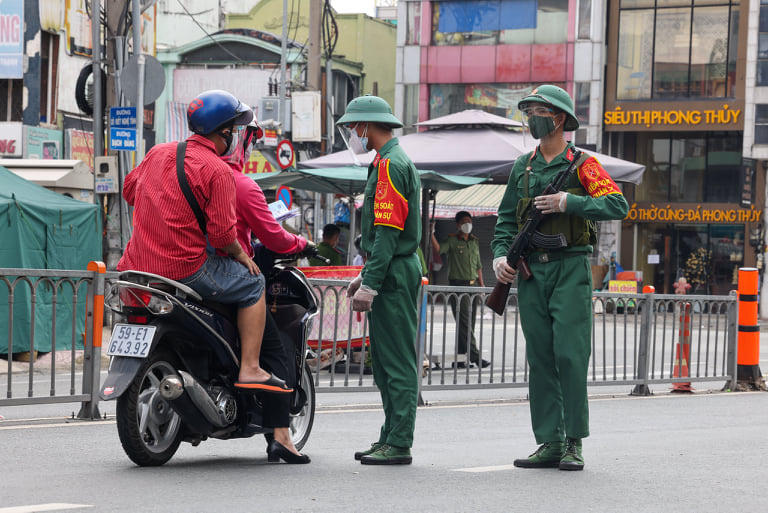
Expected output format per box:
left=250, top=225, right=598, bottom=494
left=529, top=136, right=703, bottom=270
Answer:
left=352, top=285, right=378, bottom=312
left=534, top=191, right=568, bottom=214
left=493, top=256, right=517, bottom=285
left=346, top=273, right=363, bottom=298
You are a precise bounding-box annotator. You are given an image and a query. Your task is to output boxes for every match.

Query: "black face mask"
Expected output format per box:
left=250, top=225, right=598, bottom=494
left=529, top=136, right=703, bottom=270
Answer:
left=219, top=130, right=234, bottom=155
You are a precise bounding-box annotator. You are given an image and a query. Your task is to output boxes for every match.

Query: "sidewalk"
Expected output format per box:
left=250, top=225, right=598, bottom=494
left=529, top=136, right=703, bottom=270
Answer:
left=0, top=326, right=111, bottom=376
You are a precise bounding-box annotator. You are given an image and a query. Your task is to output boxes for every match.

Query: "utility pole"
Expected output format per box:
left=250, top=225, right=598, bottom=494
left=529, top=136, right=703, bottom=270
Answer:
left=307, top=0, right=322, bottom=90
left=90, top=0, right=102, bottom=180
left=279, top=0, right=288, bottom=131
left=131, top=0, right=145, bottom=162
left=103, top=0, right=127, bottom=270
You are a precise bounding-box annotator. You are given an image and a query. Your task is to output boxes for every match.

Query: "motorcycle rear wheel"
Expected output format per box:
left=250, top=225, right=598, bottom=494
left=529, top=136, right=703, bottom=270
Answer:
left=116, top=351, right=183, bottom=466
left=289, top=363, right=316, bottom=451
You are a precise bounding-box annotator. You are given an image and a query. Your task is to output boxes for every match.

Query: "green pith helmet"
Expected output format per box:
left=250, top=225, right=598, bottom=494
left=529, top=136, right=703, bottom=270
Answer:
left=518, top=85, right=579, bottom=131
left=336, top=95, right=404, bottom=128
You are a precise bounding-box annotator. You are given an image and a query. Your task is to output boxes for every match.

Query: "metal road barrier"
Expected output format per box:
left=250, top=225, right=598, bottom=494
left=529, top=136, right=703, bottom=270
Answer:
left=0, top=263, right=105, bottom=417
left=305, top=282, right=738, bottom=395
left=0, top=266, right=739, bottom=414
left=419, top=286, right=737, bottom=395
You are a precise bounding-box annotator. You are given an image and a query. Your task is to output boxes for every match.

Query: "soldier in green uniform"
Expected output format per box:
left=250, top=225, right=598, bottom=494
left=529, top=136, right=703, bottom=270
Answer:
left=338, top=95, right=422, bottom=465
left=491, top=85, right=629, bottom=471
left=430, top=211, right=489, bottom=367
left=310, top=224, right=343, bottom=266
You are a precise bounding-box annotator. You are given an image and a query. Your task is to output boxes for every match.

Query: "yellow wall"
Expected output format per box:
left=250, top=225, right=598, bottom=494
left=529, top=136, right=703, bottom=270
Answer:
left=226, top=0, right=396, bottom=107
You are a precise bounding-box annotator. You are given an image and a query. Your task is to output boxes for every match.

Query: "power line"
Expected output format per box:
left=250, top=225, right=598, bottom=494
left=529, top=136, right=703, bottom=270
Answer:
left=175, top=0, right=246, bottom=63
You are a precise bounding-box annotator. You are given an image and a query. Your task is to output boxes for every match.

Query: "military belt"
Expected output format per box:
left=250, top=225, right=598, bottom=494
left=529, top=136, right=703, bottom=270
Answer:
left=526, top=251, right=585, bottom=264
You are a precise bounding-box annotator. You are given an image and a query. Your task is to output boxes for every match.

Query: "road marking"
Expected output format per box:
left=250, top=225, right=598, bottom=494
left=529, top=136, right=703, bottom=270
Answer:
left=0, top=504, right=92, bottom=512
left=0, top=421, right=115, bottom=431
left=452, top=464, right=517, bottom=473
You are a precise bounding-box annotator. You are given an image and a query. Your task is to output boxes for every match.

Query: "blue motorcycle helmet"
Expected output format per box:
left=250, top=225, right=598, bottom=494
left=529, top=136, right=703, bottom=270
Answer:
left=187, top=90, right=253, bottom=135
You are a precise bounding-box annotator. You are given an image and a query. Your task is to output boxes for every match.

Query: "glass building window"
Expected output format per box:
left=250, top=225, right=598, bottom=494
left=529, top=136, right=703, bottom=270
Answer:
left=429, top=82, right=563, bottom=119
left=402, top=85, right=420, bottom=134
left=578, top=0, right=592, bottom=39
left=575, top=82, right=590, bottom=124
left=617, top=0, right=739, bottom=99
left=638, top=223, right=743, bottom=294
left=758, top=6, right=768, bottom=85
left=405, top=2, right=421, bottom=45
left=40, top=32, right=60, bottom=124
left=634, top=132, right=742, bottom=203
left=754, top=104, right=768, bottom=144
left=432, top=0, right=567, bottom=46
left=0, top=80, right=23, bottom=122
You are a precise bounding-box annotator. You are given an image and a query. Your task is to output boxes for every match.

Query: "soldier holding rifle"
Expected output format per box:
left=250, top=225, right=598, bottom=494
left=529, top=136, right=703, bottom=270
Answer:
left=491, top=85, right=629, bottom=471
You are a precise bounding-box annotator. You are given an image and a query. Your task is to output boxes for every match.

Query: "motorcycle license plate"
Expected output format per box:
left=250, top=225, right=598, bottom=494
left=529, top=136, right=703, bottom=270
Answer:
left=106, top=324, right=156, bottom=358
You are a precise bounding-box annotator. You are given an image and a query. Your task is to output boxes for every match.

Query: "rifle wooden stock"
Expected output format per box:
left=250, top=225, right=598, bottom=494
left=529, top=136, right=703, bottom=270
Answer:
left=485, top=256, right=531, bottom=315
left=485, top=281, right=512, bottom=315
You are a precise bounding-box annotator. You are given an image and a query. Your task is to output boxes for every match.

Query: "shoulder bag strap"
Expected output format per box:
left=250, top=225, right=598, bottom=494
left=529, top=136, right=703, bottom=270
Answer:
left=175, top=141, right=207, bottom=235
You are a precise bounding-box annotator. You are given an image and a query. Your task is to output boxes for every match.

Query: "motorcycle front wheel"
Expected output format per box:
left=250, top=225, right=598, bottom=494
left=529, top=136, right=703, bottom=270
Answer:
left=289, top=363, right=316, bottom=451
left=116, top=350, right=183, bottom=466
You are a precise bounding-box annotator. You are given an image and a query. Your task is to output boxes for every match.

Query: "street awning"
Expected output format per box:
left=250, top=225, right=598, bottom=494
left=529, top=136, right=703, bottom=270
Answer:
left=432, top=184, right=506, bottom=219
left=0, top=159, right=93, bottom=189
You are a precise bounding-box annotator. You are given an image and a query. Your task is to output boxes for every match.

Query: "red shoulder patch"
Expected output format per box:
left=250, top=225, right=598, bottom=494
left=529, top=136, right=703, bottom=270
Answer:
left=373, top=159, right=408, bottom=230
left=577, top=157, right=622, bottom=198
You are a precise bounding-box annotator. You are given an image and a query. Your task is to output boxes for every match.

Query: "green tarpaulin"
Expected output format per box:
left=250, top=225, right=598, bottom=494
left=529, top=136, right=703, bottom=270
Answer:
left=0, top=166, right=101, bottom=354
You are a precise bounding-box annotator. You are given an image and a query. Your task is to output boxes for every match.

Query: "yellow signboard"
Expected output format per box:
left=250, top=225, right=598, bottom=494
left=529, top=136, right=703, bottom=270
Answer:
left=609, top=280, right=637, bottom=293
left=242, top=150, right=275, bottom=175
left=625, top=203, right=762, bottom=224
left=604, top=105, right=741, bottom=129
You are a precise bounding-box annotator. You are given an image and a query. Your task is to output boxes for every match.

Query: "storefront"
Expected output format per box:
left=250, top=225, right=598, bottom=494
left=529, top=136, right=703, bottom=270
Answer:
left=604, top=0, right=762, bottom=295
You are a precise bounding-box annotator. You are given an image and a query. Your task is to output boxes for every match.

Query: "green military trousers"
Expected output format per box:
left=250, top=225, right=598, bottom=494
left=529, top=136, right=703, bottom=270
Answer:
left=368, top=254, right=422, bottom=449
left=517, top=253, right=592, bottom=444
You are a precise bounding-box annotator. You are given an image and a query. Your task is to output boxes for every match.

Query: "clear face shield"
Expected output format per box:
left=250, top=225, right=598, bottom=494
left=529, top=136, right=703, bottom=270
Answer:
left=339, top=123, right=371, bottom=157
left=221, top=123, right=263, bottom=169
left=220, top=125, right=245, bottom=161
left=520, top=104, right=560, bottom=141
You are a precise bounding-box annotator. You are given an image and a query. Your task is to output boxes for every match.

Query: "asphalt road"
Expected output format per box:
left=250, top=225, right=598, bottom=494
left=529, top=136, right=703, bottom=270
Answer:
left=1, top=388, right=767, bottom=513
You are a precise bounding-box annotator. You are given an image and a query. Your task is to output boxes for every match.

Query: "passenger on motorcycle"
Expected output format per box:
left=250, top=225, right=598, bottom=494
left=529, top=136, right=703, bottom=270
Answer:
left=117, top=89, right=291, bottom=394
left=220, top=119, right=312, bottom=463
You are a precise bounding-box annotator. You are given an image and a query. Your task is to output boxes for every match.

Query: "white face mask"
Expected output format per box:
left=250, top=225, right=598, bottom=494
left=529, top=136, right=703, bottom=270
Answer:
left=348, top=124, right=369, bottom=154
left=460, top=223, right=472, bottom=234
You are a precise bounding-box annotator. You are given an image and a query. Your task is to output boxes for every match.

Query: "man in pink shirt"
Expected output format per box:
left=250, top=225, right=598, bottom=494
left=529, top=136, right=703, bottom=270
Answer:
left=118, top=90, right=290, bottom=394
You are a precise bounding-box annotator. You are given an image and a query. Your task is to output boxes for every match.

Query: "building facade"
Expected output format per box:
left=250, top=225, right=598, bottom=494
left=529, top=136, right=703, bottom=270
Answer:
left=226, top=0, right=397, bottom=123
left=393, top=0, right=608, bottom=145
left=604, top=0, right=762, bottom=295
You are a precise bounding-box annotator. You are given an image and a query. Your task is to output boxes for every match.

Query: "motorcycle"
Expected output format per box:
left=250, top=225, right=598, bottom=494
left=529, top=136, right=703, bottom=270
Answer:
left=100, top=247, right=323, bottom=466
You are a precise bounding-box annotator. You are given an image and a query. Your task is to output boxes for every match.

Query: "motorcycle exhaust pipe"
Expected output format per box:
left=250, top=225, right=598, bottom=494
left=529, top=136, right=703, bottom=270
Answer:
left=159, top=375, right=184, bottom=400
left=176, top=370, right=230, bottom=428
left=159, top=374, right=214, bottom=435
left=159, top=372, right=233, bottom=429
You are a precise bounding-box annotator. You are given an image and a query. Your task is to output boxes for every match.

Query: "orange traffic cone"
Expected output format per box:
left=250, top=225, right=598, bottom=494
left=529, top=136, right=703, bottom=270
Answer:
left=671, top=302, right=694, bottom=393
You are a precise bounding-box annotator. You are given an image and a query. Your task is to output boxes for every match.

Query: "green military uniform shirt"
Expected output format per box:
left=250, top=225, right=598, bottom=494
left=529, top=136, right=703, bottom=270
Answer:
left=360, top=138, right=422, bottom=290
left=439, top=233, right=482, bottom=282
left=491, top=143, right=629, bottom=259
left=310, top=241, right=342, bottom=266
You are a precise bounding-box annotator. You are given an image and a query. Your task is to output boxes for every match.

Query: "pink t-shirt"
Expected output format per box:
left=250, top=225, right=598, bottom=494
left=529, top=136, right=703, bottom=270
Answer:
left=228, top=162, right=306, bottom=257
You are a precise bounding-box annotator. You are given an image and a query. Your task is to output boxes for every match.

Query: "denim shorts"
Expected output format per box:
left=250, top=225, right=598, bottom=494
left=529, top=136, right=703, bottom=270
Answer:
left=179, top=254, right=265, bottom=309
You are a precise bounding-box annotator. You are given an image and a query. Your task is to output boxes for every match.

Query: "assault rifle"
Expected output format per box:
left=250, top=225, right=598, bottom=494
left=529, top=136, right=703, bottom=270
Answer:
left=485, top=149, right=584, bottom=315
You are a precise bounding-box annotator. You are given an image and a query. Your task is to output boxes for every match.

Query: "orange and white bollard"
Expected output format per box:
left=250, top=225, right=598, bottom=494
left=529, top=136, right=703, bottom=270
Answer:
left=671, top=302, right=693, bottom=393
left=737, top=268, right=763, bottom=387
